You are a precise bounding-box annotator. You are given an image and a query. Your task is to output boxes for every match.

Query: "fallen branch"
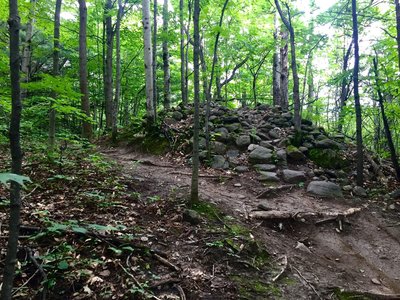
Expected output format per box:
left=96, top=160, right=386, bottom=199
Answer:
left=250, top=208, right=362, bottom=221
left=327, top=287, right=400, bottom=300
left=292, top=265, right=321, bottom=299
left=153, top=253, right=181, bottom=272
left=272, top=255, right=288, bottom=282
left=175, top=284, right=186, bottom=300
left=150, top=277, right=181, bottom=289
left=168, top=171, right=233, bottom=179
left=26, top=247, right=48, bottom=300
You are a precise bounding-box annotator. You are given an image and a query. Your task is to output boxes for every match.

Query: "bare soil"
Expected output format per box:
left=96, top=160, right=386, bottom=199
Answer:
left=102, top=146, right=400, bottom=300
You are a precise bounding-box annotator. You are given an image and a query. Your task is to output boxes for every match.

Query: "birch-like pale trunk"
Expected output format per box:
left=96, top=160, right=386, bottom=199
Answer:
left=162, top=0, right=171, bottom=110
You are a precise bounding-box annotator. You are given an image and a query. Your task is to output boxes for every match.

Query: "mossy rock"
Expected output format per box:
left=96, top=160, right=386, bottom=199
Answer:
left=308, top=148, right=348, bottom=169
left=129, top=134, right=170, bottom=155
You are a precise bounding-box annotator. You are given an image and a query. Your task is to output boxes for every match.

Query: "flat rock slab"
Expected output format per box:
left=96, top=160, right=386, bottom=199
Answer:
left=249, top=146, right=273, bottom=164
left=258, top=171, right=280, bottom=182
left=254, top=164, right=277, bottom=172
left=282, top=169, right=306, bottom=184
left=307, top=181, right=343, bottom=198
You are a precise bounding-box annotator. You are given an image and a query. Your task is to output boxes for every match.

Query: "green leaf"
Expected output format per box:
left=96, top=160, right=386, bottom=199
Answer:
left=57, top=260, right=69, bottom=270
left=0, top=173, right=32, bottom=188
left=71, top=226, right=88, bottom=234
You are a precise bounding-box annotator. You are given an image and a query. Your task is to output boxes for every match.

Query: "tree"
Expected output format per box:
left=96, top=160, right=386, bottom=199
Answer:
left=272, top=10, right=281, bottom=107
left=49, top=0, right=62, bottom=150
left=142, top=0, right=155, bottom=127
left=179, top=0, right=187, bottom=104
left=104, top=0, right=114, bottom=130
left=351, top=0, right=364, bottom=186
left=190, top=0, right=200, bottom=204
left=1, top=0, right=23, bottom=297
left=275, top=0, right=301, bottom=130
left=153, top=0, right=158, bottom=111
left=79, top=0, right=92, bottom=139
left=395, top=0, right=400, bottom=71
left=162, top=0, right=171, bottom=110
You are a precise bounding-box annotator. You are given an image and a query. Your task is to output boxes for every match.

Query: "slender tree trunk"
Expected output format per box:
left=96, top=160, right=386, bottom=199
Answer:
left=279, top=30, right=289, bottom=110
left=1, top=0, right=23, bottom=297
left=337, top=40, right=353, bottom=132
left=351, top=0, right=364, bottom=186
left=162, top=0, right=171, bottom=110
left=79, top=0, right=92, bottom=139
left=190, top=0, right=200, bottom=204
left=142, top=0, right=155, bottom=127
left=185, top=0, right=192, bottom=103
left=112, top=0, right=123, bottom=142
left=104, top=0, right=114, bottom=130
left=49, top=0, right=62, bottom=150
left=153, top=0, right=158, bottom=112
left=373, top=57, right=400, bottom=180
left=179, top=0, right=187, bottom=104
left=395, top=0, right=400, bottom=72
left=273, top=11, right=281, bottom=106
left=200, top=42, right=209, bottom=101
left=275, top=0, right=301, bottom=130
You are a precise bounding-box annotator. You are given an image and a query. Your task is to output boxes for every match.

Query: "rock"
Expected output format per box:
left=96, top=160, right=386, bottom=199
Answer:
left=226, top=123, right=241, bottom=132
left=211, top=155, right=229, bottom=169
left=389, top=189, right=400, bottom=199
left=248, top=144, right=258, bottom=151
left=307, top=181, right=343, bottom=198
left=301, top=119, right=313, bottom=126
left=353, top=186, right=367, bottom=197
left=249, top=146, right=273, bottom=164
left=199, top=150, right=208, bottom=160
left=254, top=164, right=277, bottom=172
left=258, top=171, right=280, bottom=182
left=256, top=130, right=270, bottom=141
left=282, top=112, right=293, bottom=119
left=315, top=138, right=343, bottom=149
left=236, top=135, right=251, bottom=149
left=287, top=146, right=306, bottom=162
left=276, top=149, right=287, bottom=166
left=343, top=185, right=353, bottom=191
left=172, top=111, right=184, bottom=121
left=211, top=141, right=226, bottom=155
left=222, top=116, right=240, bottom=124
left=183, top=209, right=202, bottom=225
left=389, top=204, right=396, bottom=210
left=234, top=166, right=249, bottom=173
left=308, top=148, right=348, bottom=169
left=282, top=169, right=306, bottom=184
left=268, top=128, right=281, bottom=139
left=260, top=141, right=274, bottom=149
left=299, top=146, right=308, bottom=153
left=234, top=183, right=242, bottom=187
left=226, top=149, right=240, bottom=158
left=213, top=127, right=229, bottom=142
left=199, top=137, right=207, bottom=149
left=257, top=104, right=270, bottom=110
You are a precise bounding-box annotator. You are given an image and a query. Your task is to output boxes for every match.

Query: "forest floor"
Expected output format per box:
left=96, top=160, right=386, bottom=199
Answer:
left=1, top=143, right=400, bottom=299
left=102, top=145, right=400, bottom=300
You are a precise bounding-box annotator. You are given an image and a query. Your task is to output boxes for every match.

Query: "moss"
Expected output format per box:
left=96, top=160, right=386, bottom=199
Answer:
left=191, top=201, right=220, bottom=220
left=290, top=130, right=304, bottom=147
left=333, top=288, right=372, bottom=300
left=230, top=275, right=282, bottom=299
left=129, top=134, right=170, bottom=155
left=308, top=148, right=348, bottom=169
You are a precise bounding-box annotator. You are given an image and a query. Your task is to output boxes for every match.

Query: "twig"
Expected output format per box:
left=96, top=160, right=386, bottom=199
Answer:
left=12, top=269, right=39, bottom=296
left=292, top=265, right=321, bottom=299
left=150, top=277, right=181, bottom=288
left=22, top=184, right=40, bottom=200
left=26, top=247, right=48, bottom=300
left=175, top=284, right=186, bottom=300
left=168, top=171, right=233, bottom=179
left=272, top=256, right=288, bottom=282
left=153, top=253, right=181, bottom=272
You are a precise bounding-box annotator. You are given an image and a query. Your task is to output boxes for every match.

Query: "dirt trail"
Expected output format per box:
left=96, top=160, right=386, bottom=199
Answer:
left=102, top=147, right=400, bottom=299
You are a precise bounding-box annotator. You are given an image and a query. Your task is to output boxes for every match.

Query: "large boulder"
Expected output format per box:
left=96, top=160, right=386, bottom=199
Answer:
left=307, top=181, right=343, bottom=198
left=211, top=155, right=229, bottom=169
left=287, top=146, right=306, bottom=162
left=282, top=169, right=306, bottom=184
left=315, top=138, right=343, bottom=150
left=211, top=141, right=227, bottom=155
left=308, top=148, right=348, bottom=169
left=249, top=146, right=273, bottom=164
left=258, top=171, right=280, bottom=182
left=213, top=127, right=230, bottom=142
left=236, top=135, right=251, bottom=149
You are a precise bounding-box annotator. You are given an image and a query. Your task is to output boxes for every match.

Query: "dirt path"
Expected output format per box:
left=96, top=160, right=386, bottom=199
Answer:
left=102, top=147, right=400, bottom=299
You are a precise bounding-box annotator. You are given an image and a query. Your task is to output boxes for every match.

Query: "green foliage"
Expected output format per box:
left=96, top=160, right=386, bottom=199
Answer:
left=0, top=173, right=32, bottom=188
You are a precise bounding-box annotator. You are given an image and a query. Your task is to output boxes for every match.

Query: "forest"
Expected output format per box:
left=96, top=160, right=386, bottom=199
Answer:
left=1, top=0, right=400, bottom=298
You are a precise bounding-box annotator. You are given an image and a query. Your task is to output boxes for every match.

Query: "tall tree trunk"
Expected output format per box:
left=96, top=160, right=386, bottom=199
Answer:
left=142, top=0, right=155, bottom=127
left=200, top=42, right=209, bottom=101
left=162, top=0, right=171, bottom=110
left=337, top=40, right=353, bottom=133
left=179, top=0, right=187, bottom=104
left=275, top=0, right=301, bottom=130
left=273, top=11, right=281, bottom=107
left=185, top=0, right=192, bottom=103
left=351, top=0, right=364, bottom=186
left=104, top=0, right=114, bottom=130
left=49, top=0, right=62, bottom=150
left=1, top=0, right=23, bottom=297
left=373, top=57, right=400, bottom=180
left=112, top=0, right=123, bottom=142
left=279, top=30, right=289, bottom=111
left=395, top=0, right=400, bottom=72
left=190, top=0, right=200, bottom=204
left=153, top=0, right=158, bottom=112
left=79, top=0, right=92, bottom=139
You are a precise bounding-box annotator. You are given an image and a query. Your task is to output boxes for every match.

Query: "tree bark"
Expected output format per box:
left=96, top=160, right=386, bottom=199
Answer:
left=1, top=0, right=23, bottom=297
left=190, top=0, right=200, bottom=204
left=79, top=0, right=92, bottom=139
left=104, top=0, right=114, bottom=130
left=275, top=0, right=301, bottom=130
left=179, top=0, right=187, bottom=104
left=153, top=0, right=158, bottom=112
left=279, top=29, right=289, bottom=110
left=49, top=0, right=62, bottom=150
left=395, top=0, right=400, bottom=72
left=373, top=56, right=400, bottom=181
left=162, top=0, right=171, bottom=110
left=273, top=10, right=281, bottom=107
left=142, top=0, right=155, bottom=127
left=351, top=0, right=364, bottom=186
left=112, top=0, right=123, bottom=142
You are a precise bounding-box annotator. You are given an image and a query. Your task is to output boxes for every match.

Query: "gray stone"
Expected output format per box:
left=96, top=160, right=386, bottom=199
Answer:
left=222, top=116, right=240, bottom=124
left=236, top=135, right=251, bottom=149
left=199, top=137, right=207, bottom=149
left=389, top=189, right=400, bottom=199
left=183, top=209, right=202, bottom=225
left=248, top=144, right=258, bottom=152
left=276, top=149, right=287, bottom=166
left=211, top=155, right=229, bottom=169
left=172, top=111, right=184, bottom=121
left=343, top=185, right=353, bottom=191
left=199, top=151, right=208, bottom=160
left=282, top=169, right=306, bottom=184
left=226, top=149, right=240, bottom=158
left=299, top=146, right=308, bottom=153
left=287, top=146, right=306, bottom=162
left=282, top=112, right=293, bottom=119
left=226, top=123, right=241, bottom=132
left=315, top=138, right=343, bottom=149
left=307, top=181, right=343, bottom=198
left=260, top=141, right=274, bottom=149
left=254, top=164, right=277, bottom=172
left=256, top=130, right=270, bottom=141
left=213, top=127, right=229, bottom=142
left=258, top=171, right=280, bottom=182
left=211, top=141, right=226, bottom=155
left=249, top=146, right=273, bottom=164
left=353, top=186, right=367, bottom=197
left=268, top=128, right=281, bottom=139
left=235, top=166, right=249, bottom=173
